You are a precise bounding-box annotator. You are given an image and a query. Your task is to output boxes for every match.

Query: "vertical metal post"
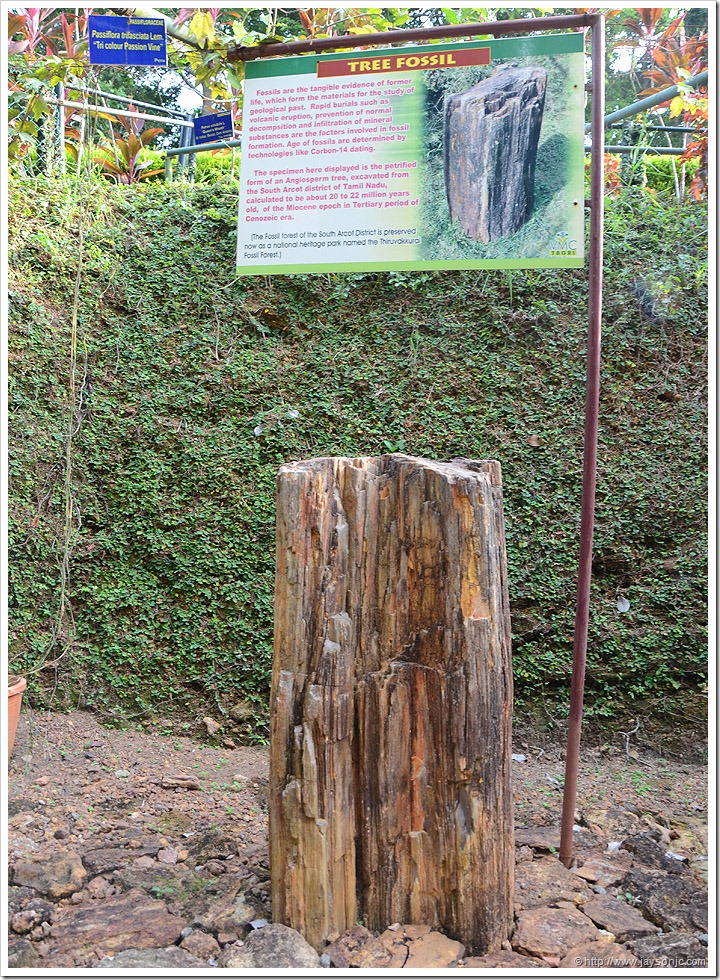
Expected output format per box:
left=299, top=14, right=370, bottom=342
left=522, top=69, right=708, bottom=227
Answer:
left=54, top=81, right=66, bottom=174
left=164, top=156, right=172, bottom=182
left=177, top=113, right=192, bottom=174
left=559, top=13, right=605, bottom=868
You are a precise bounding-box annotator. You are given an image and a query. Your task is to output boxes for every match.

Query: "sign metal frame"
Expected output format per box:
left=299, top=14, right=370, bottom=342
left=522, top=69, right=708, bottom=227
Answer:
left=236, top=32, right=586, bottom=275
left=232, top=12, right=606, bottom=869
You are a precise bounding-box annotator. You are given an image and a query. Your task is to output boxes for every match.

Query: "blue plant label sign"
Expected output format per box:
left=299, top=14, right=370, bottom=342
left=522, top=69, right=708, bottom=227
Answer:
left=193, top=113, right=235, bottom=145
left=88, top=15, right=167, bottom=67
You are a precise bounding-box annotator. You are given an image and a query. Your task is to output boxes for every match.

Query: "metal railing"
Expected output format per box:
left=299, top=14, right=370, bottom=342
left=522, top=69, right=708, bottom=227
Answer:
left=65, top=83, right=189, bottom=119
left=604, top=145, right=685, bottom=155
left=164, top=138, right=241, bottom=180
left=581, top=71, right=707, bottom=158
left=50, top=96, right=194, bottom=128
left=595, top=70, right=708, bottom=131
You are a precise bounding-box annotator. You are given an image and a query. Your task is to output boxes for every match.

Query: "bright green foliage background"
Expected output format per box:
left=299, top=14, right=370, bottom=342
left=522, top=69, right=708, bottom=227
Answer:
left=8, top=177, right=707, bottom=737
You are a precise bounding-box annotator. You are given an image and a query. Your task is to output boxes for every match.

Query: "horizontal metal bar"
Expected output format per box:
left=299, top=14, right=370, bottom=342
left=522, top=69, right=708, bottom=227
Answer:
left=602, top=145, right=686, bottom=155
left=585, top=70, right=708, bottom=132
left=66, top=84, right=187, bottom=119
left=166, top=138, right=242, bottom=157
left=228, top=13, right=592, bottom=62
left=50, top=98, right=193, bottom=127
left=608, top=124, right=694, bottom=133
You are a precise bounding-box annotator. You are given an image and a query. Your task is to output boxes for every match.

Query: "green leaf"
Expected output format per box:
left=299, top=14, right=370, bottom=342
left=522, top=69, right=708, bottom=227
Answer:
left=669, top=96, right=684, bottom=118
left=188, top=9, right=216, bottom=45
left=15, top=120, right=38, bottom=136
left=30, top=95, right=51, bottom=121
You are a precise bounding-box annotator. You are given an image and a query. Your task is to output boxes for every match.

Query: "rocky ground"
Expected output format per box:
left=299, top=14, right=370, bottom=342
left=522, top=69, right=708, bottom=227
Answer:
left=7, top=710, right=709, bottom=971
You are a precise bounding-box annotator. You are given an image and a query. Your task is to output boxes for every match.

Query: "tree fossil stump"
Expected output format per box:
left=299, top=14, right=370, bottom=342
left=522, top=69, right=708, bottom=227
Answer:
left=270, top=454, right=513, bottom=954
left=444, top=65, right=547, bottom=243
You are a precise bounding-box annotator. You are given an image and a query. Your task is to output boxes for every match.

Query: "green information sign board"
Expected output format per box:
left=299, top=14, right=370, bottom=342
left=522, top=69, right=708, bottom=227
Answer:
left=237, top=33, right=585, bottom=274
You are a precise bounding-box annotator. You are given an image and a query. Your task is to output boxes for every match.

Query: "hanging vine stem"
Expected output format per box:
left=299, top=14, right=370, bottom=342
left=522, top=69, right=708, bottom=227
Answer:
left=30, top=203, right=86, bottom=679
left=32, top=73, right=102, bottom=681
left=58, top=213, right=86, bottom=634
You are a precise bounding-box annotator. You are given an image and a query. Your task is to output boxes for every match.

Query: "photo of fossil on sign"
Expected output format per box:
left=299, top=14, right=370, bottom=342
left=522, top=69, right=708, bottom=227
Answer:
left=418, top=44, right=584, bottom=262
left=444, top=65, right=547, bottom=243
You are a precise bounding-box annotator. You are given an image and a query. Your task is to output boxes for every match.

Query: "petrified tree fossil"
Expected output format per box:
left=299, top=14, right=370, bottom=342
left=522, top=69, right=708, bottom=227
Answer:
left=444, top=65, right=547, bottom=242
left=270, top=454, right=513, bottom=954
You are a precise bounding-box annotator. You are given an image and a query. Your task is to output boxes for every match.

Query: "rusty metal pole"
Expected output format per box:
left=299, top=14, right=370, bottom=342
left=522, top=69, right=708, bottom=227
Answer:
left=559, top=13, right=605, bottom=868
left=227, top=14, right=593, bottom=61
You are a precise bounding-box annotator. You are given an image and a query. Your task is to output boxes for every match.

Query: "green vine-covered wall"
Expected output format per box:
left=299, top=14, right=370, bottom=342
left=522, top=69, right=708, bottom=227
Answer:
left=8, top=178, right=707, bottom=740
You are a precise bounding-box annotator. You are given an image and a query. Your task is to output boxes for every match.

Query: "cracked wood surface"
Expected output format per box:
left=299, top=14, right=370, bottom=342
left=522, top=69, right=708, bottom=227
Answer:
left=270, top=454, right=513, bottom=953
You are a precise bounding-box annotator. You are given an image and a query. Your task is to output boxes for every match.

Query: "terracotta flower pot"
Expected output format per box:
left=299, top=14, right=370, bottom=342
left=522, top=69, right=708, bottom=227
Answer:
left=8, top=675, right=27, bottom=758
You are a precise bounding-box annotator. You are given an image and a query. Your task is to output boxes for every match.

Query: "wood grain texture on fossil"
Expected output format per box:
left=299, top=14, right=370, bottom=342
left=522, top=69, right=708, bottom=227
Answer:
left=270, top=454, right=513, bottom=953
left=444, top=65, right=547, bottom=243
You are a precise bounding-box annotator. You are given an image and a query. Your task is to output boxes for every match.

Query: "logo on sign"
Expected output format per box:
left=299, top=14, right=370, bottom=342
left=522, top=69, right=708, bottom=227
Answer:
left=549, top=232, right=578, bottom=256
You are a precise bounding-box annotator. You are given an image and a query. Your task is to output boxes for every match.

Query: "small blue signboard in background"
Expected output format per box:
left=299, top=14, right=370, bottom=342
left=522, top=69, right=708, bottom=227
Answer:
left=88, top=15, right=167, bottom=67
left=193, top=113, right=235, bottom=144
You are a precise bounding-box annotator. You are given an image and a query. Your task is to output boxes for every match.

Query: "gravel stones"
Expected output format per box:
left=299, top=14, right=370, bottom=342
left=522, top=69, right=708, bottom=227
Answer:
left=581, top=894, right=658, bottom=941
left=85, top=876, right=116, bottom=900
left=189, top=877, right=261, bottom=934
left=203, top=717, right=222, bottom=738
left=621, top=833, right=691, bottom=874
left=13, top=850, right=87, bottom=900
left=111, top=863, right=207, bottom=904
left=49, top=890, right=186, bottom=966
left=573, top=855, right=630, bottom=887
left=403, top=929, right=465, bottom=969
left=93, top=946, right=209, bottom=969
left=512, top=907, right=599, bottom=958
left=463, top=949, right=545, bottom=968
left=154, top=774, right=201, bottom=790
left=628, top=931, right=709, bottom=968
left=514, top=856, right=591, bottom=909
left=347, top=928, right=414, bottom=969
left=218, top=923, right=320, bottom=969
left=7, top=938, right=40, bottom=968
left=324, top=925, right=374, bottom=967
left=8, top=832, right=41, bottom=859
left=343, top=925, right=465, bottom=969
left=187, top=827, right=237, bottom=862
left=620, top=867, right=708, bottom=932
left=583, top=805, right=648, bottom=840
left=9, top=898, right=54, bottom=934
left=9, top=886, right=48, bottom=914
left=229, top=701, right=255, bottom=723
left=559, top=940, right=640, bottom=968
left=6, top=710, right=709, bottom=971
left=82, top=844, right=159, bottom=876
left=179, top=929, right=222, bottom=962
left=514, top=826, right=562, bottom=850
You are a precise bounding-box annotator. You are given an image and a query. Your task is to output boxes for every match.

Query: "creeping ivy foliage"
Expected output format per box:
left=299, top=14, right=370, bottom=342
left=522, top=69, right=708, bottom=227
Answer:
left=7, top=178, right=707, bottom=737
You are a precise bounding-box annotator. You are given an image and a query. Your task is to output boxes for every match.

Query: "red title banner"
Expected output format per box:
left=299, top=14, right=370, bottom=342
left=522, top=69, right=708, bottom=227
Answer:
left=317, top=47, right=491, bottom=78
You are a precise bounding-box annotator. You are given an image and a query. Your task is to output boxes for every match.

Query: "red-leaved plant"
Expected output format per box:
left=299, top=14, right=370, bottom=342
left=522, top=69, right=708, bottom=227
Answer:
left=93, top=108, right=164, bottom=184
left=621, top=9, right=708, bottom=199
